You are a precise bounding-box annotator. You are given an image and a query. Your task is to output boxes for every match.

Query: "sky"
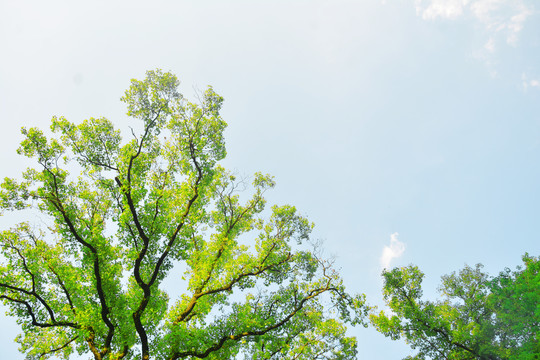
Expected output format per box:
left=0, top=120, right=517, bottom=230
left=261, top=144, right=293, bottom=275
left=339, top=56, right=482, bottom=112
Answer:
left=0, top=0, right=539, bottom=359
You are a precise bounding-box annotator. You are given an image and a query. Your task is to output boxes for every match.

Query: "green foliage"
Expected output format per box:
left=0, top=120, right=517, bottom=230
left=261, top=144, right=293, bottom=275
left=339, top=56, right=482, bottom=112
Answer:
left=0, top=70, right=366, bottom=360
left=488, top=255, right=540, bottom=359
left=370, top=255, right=540, bottom=360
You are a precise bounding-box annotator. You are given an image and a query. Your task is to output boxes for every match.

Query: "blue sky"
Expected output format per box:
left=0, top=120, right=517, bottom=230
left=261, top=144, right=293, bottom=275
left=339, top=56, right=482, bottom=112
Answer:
left=0, top=1, right=539, bottom=358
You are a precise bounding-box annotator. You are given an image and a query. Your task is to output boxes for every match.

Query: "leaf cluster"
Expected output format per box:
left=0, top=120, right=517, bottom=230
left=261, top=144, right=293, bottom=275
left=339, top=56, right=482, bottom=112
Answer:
left=0, top=70, right=366, bottom=360
left=370, top=255, right=540, bottom=360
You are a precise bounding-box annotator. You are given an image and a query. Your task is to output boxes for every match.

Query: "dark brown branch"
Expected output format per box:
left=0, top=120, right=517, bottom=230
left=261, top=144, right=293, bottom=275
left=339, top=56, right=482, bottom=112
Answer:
left=116, top=108, right=165, bottom=288
left=133, top=145, right=202, bottom=360
left=38, top=335, right=79, bottom=359
left=0, top=294, right=79, bottom=329
left=127, top=108, right=162, bottom=184
left=196, top=189, right=266, bottom=293
left=115, top=108, right=165, bottom=360
left=115, top=176, right=150, bottom=289
left=44, top=170, right=115, bottom=356
left=4, top=243, right=73, bottom=326
left=115, top=175, right=152, bottom=360
left=169, top=286, right=335, bottom=360
left=47, top=265, right=76, bottom=315
left=173, top=250, right=292, bottom=325
left=148, top=139, right=204, bottom=288
left=52, top=200, right=115, bottom=350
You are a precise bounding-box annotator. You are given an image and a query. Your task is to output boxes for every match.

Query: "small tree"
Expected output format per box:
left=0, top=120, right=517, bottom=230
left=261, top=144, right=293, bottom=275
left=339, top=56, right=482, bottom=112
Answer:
left=0, top=70, right=366, bottom=360
left=370, top=255, right=540, bottom=360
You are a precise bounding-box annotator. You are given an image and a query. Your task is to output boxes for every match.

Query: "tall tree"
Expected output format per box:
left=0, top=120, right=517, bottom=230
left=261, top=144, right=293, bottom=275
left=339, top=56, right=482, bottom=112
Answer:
left=0, top=70, right=366, bottom=360
left=370, top=255, right=540, bottom=360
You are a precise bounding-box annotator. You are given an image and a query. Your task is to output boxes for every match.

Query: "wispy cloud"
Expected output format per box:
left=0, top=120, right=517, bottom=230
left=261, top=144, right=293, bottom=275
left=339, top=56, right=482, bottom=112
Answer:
left=484, top=37, right=495, bottom=52
left=414, top=0, right=535, bottom=76
left=380, top=232, right=405, bottom=269
left=522, top=73, right=540, bottom=91
left=415, top=0, right=534, bottom=46
left=415, top=0, right=468, bottom=20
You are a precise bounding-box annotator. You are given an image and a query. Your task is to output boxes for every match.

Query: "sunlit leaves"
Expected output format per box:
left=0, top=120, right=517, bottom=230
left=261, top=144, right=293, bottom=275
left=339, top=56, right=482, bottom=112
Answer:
left=371, top=257, right=540, bottom=360
left=0, top=70, right=364, bottom=360
left=52, top=116, right=121, bottom=173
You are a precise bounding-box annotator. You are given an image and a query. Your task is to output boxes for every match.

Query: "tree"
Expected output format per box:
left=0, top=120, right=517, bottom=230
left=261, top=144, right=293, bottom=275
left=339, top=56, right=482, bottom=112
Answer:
left=0, top=70, right=366, bottom=360
left=488, top=254, right=540, bottom=359
left=370, top=255, right=540, bottom=360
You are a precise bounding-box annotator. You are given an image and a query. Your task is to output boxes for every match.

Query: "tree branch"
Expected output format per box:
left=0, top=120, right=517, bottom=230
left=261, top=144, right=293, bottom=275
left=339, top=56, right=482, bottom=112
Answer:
left=0, top=294, right=79, bottom=329
left=45, top=170, right=115, bottom=356
left=173, top=250, right=292, bottom=325
left=169, top=285, right=337, bottom=360
left=38, top=335, right=79, bottom=359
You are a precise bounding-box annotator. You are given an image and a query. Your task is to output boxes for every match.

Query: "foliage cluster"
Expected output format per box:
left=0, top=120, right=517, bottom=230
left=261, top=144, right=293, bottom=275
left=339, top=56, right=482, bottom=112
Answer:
left=0, top=70, right=366, bottom=360
left=371, top=255, right=540, bottom=360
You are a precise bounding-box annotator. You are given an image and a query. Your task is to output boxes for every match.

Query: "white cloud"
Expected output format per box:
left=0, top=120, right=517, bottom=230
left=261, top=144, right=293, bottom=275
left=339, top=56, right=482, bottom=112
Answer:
left=415, top=0, right=534, bottom=46
left=415, top=0, right=469, bottom=20
left=380, top=232, right=406, bottom=269
left=469, top=0, right=503, bottom=23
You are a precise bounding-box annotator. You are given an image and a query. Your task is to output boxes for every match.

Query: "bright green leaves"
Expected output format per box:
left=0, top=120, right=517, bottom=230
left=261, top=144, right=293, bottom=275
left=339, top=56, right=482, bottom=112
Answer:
left=18, top=126, right=65, bottom=170
left=0, top=177, right=30, bottom=212
left=0, top=70, right=364, bottom=360
left=52, top=116, right=121, bottom=173
left=270, top=316, right=357, bottom=360
left=164, top=186, right=362, bottom=359
left=268, top=204, right=313, bottom=244
left=381, top=266, right=424, bottom=304
left=372, top=265, right=500, bottom=359
left=253, top=171, right=276, bottom=189
left=121, top=69, right=181, bottom=126
left=165, top=85, right=227, bottom=174
left=0, top=224, right=84, bottom=357
left=371, top=258, right=540, bottom=360
left=488, top=254, right=540, bottom=359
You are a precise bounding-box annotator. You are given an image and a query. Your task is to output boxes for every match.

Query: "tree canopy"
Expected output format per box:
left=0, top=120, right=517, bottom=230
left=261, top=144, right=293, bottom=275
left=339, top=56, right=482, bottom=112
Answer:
left=0, top=70, right=366, bottom=360
left=370, top=255, right=540, bottom=360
